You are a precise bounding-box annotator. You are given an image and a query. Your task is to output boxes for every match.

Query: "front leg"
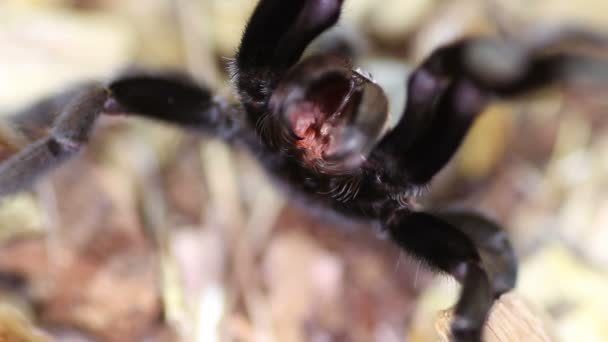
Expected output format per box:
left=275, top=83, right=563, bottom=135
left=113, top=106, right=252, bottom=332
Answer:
left=374, top=28, right=608, bottom=185
left=387, top=78, right=487, bottom=184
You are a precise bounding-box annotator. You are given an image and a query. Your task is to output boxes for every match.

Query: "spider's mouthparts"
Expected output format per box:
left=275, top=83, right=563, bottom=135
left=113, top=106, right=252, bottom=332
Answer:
left=269, top=54, right=389, bottom=171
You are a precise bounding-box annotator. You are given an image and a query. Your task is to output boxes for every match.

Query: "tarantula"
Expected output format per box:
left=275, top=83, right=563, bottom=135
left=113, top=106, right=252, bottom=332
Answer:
left=2, top=0, right=608, bottom=341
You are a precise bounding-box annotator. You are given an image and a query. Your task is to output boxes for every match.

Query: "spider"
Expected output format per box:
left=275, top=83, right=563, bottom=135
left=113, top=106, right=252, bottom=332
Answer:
left=1, top=0, right=608, bottom=341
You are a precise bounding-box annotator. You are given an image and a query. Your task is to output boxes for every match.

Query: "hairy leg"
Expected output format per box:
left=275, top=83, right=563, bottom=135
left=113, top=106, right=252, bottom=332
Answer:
left=0, top=72, right=244, bottom=199
left=390, top=79, right=487, bottom=184
left=374, top=29, right=608, bottom=184
left=108, top=72, right=242, bottom=140
left=0, top=85, right=109, bottom=198
left=387, top=211, right=494, bottom=342
left=235, top=0, right=344, bottom=117
left=437, top=210, right=517, bottom=297
left=7, top=82, right=102, bottom=140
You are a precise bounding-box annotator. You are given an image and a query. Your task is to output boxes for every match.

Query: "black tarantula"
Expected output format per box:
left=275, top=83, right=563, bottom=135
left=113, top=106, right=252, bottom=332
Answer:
left=2, top=1, right=608, bottom=341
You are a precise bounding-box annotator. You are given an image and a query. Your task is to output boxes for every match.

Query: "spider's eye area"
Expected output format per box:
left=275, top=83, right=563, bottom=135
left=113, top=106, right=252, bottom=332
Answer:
left=269, top=54, right=389, bottom=172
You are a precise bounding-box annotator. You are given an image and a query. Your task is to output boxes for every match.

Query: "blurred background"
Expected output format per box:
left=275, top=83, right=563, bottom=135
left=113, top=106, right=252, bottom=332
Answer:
left=1, top=0, right=608, bottom=341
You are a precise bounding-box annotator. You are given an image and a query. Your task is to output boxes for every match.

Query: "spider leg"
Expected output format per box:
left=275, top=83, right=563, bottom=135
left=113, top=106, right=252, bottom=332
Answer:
left=237, top=0, right=343, bottom=72
left=7, top=82, right=102, bottom=140
left=387, top=211, right=492, bottom=342
left=0, top=85, right=109, bottom=198
left=415, top=27, right=608, bottom=97
left=375, top=77, right=487, bottom=184
left=472, top=25, right=608, bottom=90
left=235, top=0, right=344, bottom=116
left=374, top=28, right=608, bottom=184
left=107, top=72, right=241, bottom=139
left=437, top=210, right=517, bottom=297
left=0, top=72, right=246, bottom=199
left=401, top=79, right=487, bottom=184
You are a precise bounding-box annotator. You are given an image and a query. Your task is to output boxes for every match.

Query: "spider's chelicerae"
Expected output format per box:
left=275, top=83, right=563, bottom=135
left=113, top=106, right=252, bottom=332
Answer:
left=2, top=1, right=608, bottom=341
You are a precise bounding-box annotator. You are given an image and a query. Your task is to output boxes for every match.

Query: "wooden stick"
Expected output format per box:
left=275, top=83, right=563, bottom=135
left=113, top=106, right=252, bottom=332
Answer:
left=436, top=292, right=553, bottom=342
